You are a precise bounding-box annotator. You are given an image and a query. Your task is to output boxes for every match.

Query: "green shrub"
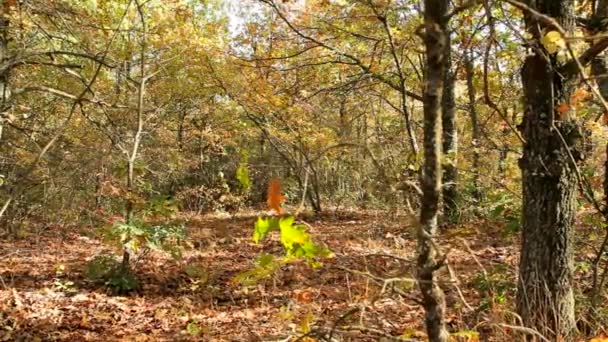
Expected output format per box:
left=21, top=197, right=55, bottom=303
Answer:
left=234, top=215, right=333, bottom=286
left=85, top=255, right=139, bottom=294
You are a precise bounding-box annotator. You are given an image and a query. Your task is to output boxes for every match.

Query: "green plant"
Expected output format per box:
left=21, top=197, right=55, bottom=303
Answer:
left=146, top=195, right=179, bottom=218
left=233, top=253, right=281, bottom=285
left=105, top=269, right=139, bottom=294
left=102, top=219, right=186, bottom=260
left=472, top=264, right=516, bottom=311
left=234, top=215, right=333, bottom=286
left=236, top=152, right=251, bottom=192
left=85, top=255, right=118, bottom=281
left=485, top=191, right=521, bottom=237
left=53, top=280, right=76, bottom=293
left=253, top=216, right=333, bottom=264
left=85, top=255, right=139, bottom=294
left=185, top=321, right=204, bottom=337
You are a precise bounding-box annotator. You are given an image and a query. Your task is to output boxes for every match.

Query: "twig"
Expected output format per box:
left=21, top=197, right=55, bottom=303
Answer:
left=328, top=307, right=360, bottom=341
left=445, top=260, right=474, bottom=311
left=483, top=1, right=525, bottom=145
left=332, top=325, right=419, bottom=341
left=295, top=168, right=309, bottom=216
left=459, top=238, right=488, bottom=279
left=445, top=0, right=483, bottom=20
left=495, top=323, right=551, bottom=342
left=363, top=253, right=412, bottom=263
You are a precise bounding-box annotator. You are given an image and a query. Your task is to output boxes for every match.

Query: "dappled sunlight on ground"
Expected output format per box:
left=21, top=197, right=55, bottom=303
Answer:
left=0, top=211, right=533, bottom=341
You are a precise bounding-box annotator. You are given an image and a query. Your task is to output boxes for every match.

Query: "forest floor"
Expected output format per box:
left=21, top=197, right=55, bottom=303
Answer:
left=0, top=210, right=603, bottom=341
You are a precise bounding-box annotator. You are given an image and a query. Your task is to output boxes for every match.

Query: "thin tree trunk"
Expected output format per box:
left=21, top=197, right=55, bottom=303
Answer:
left=517, top=1, right=579, bottom=338
left=123, top=0, right=148, bottom=271
left=0, top=3, right=12, bottom=223
left=442, top=25, right=458, bottom=221
left=417, top=0, right=449, bottom=340
left=0, top=4, right=10, bottom=147
left=464, top=49, right=483, bottom=202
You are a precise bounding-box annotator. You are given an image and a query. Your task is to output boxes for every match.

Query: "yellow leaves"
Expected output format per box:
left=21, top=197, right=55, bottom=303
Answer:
left=54, top=264, right=66, bottom=276
left=541, top=30, right=566, bottom=54
left=267, top=178, right=286, bottom=214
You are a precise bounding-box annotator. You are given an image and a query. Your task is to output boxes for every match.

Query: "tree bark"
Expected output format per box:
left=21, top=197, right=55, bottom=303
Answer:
left=589, top=0, right=608, bottom=311
left=442, top=25, right=458, bottom=221
left=464, top=49, right=482, bottom=202
left=0, top=3, right=11, bottom=143
left=417, top=0, right=450, bottom=340
left=517, top=0, right=580, bottom=338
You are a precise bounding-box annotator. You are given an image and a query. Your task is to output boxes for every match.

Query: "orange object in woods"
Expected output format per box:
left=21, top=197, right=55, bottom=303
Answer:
left=267, top=178, right=286, bottom=214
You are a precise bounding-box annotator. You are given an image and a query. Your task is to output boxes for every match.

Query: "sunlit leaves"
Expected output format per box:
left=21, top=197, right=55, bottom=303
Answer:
left=102, top=219, right=185, bottom=259
left=253, top=216, right=280, bottom=243
left=541, top=30, right=565, bottom=54
left=252, top=215, right=333, bottom=268
left=232, top=253, right=280, bottom=285
left=236, top=152, right=251, bottom=192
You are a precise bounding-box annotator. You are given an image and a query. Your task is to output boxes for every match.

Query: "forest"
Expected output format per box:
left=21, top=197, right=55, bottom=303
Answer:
left=2, top=0, right=608, bottom=341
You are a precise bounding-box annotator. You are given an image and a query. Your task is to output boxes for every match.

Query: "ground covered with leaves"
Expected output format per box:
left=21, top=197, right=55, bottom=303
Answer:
left=0, top=211, right=603, bottom=341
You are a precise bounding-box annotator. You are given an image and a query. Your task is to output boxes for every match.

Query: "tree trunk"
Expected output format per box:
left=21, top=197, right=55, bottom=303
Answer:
left=589, top=0, right=608, bottom=312
left=442, top=26, right=458, bottom=221
left=517, top=1, right=580, bottom=338
left=0, top=4, right=10, bottom=143
left=417, top=0, right=449, bottom=340
left=0, top=2, right=12, bottom=222
left=464, top=49, right=482, bottom=202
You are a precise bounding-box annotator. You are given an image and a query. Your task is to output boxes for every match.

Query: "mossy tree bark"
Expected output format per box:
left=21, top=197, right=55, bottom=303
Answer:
left=417, top=0, right=450, bottom=340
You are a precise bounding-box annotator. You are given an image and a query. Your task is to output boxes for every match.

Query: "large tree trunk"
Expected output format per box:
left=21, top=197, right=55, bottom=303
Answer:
left=589, top=0, right=608, bottom=312
left=417, top=0, right=449, bottom=340
left=517, top=0, right=581, bottom=338
left=442, top=26, right=458, bottom=222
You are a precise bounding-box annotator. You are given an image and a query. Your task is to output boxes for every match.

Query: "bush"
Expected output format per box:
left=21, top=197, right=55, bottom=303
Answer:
left=85, top=255, right=139, bottom=294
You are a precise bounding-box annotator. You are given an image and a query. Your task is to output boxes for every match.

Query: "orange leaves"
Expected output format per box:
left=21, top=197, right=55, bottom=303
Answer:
left=589, top=336, right=608, bottom=342
left=571, top=88, right=589, bottom=105
left=3, top=0, right=17, bottom=11
left=267, top=178, right=286, bottom=214
left=556, top=102, right=570, bottom=115
left=292, top=288, right=316, bottom=303
left=555, top=88, right=590, bottom=119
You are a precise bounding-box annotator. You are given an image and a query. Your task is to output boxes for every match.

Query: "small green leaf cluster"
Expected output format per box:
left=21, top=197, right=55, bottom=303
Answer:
left=484, top=191, right=520, bottom=236
left=253, top=216, right=333, bottom=264
left=235, top=215, right=333, bottom=286
left=102, top=220, right=186, bottom=259
left=146, top=195, right=180, bottom=218
left=85, top=255, right=139, bottom=294
left=236, top=152, right=251, bottom=192
left=232, top=253, right=280, bottom=286
left=472, top=264, right=516, bottom=311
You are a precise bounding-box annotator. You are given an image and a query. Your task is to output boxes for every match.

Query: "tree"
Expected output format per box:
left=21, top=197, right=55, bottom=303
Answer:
left=417, top=0, right=450, bottom=340
left=441, top=16, right=458, bottom=222
left=506, top=0, right=608, bottom=337
left=464, top=48, right=483, bottom=202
